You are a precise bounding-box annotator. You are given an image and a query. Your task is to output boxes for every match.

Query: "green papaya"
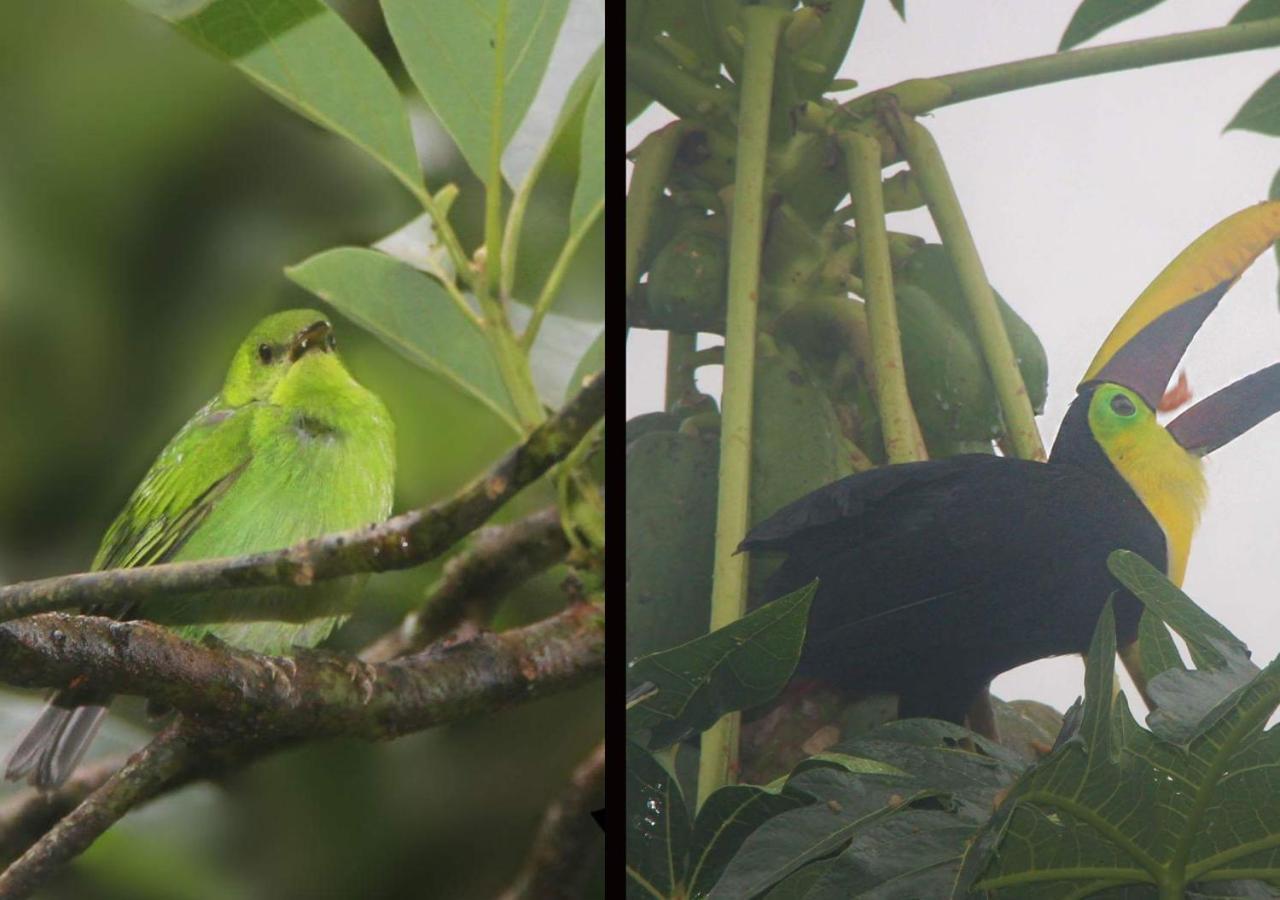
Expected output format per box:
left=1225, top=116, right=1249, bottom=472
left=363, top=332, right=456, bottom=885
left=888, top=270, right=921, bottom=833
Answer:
left=626, top=429, right=719, bottom=660
left=750, top=338, right=857, bottom=592
left=899, top=243, right=1049, bottom=414
left=646, top=228, right=728, bottom=331
left=895, top=283, right=1002, bottom=444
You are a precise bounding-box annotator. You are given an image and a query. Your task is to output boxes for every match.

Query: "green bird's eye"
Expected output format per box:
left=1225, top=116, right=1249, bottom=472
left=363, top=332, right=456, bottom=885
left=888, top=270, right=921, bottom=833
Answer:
left=1110, top=393, right=1136, bottom=417
left=257, top=343, right=274, bottom=365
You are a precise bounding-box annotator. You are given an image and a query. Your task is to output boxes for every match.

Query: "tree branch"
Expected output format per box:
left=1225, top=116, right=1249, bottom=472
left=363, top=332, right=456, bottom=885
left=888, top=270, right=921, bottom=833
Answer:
left=361, top=505, right=570, bottom=663
left=0, top=755, right=125, bottom=868
left=0, top=601, right=603, bottom=895
left=0, top=723, right=196, bottom=898
left=0, top=603, right=603, bottom=740
left=498, top=741, right=605, bottom=900
left=0, top=371, right=604, bottom=624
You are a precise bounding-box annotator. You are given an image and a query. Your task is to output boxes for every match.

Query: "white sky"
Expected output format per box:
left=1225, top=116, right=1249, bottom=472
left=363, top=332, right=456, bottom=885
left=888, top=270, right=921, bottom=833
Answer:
left=626, top=0, right=1280, bottom=717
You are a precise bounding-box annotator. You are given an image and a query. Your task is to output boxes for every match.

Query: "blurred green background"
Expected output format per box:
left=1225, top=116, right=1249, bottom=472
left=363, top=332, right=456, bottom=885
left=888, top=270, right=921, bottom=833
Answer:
left=0, top=1, right=603, bottom=897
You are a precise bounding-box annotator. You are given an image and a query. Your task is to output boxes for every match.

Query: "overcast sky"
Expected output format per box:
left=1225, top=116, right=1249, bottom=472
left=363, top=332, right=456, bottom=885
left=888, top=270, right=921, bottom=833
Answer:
left=626, top=1, right=1280, bottom=716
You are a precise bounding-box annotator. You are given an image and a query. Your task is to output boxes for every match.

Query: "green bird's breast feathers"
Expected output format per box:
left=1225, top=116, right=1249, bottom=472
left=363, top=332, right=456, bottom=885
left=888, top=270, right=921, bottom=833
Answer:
left=93, top=312, right=395, bottom=655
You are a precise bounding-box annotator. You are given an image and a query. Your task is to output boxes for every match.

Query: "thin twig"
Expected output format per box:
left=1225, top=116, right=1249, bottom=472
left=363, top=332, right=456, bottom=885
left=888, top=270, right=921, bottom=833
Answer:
left=0, top=755, right=126, bottom=868
left=0, top=372, right=603, bottom=625
left=0, top=723, right=195, bottom=898
left=360, top=506, right=570, bottom=663
left=498, top=741, right=605, bottom=900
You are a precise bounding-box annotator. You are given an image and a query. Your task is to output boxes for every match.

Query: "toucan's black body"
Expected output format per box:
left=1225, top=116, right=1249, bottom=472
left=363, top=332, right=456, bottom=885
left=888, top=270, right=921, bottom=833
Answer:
left=738, top=203, right=1280, bottom=727
left=742, top=391, right=1165, bottom=723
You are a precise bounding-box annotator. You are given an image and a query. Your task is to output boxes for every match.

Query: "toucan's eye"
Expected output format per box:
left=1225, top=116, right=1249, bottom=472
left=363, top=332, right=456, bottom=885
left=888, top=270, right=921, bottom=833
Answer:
left=1110, top=393, right=1137, bottom=417
left=257, top=343, right=274, bottom=365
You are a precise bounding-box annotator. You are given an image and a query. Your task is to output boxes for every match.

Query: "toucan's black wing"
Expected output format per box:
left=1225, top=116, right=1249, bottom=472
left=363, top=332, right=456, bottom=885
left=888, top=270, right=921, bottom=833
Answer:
left=739, top=454, right=1016, bottom=553
left=738, top=455, right=1165, bottom=721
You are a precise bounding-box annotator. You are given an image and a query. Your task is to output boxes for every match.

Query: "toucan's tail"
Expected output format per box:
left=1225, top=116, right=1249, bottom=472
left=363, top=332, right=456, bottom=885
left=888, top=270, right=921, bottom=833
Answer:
left=5, top=693, right=109, bottom=789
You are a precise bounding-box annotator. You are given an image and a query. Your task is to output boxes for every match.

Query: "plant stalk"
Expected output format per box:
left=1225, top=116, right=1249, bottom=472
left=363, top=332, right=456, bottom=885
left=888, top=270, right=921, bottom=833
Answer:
left=839, top=130, right=926, bottom=463
left=696, top=5, right=788, bottom=812
left=889, top=112, right=1045, bottom=461
left=665, top=333, right=698, bottom=409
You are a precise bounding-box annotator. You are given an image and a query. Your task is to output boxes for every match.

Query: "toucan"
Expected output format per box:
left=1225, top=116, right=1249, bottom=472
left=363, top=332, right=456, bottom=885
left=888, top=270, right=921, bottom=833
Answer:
left=739, top=202, right=1280, bottom=728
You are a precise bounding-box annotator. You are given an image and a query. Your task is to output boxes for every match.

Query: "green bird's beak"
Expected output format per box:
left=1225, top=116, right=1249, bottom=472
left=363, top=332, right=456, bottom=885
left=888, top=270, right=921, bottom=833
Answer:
left=1079, top=201, right=1280, bottom=456
left=289, top=319, right=336, bottom=362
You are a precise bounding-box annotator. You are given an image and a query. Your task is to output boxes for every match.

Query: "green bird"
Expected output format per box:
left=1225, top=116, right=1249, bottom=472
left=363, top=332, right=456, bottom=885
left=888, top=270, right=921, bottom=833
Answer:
left=5, top=309, right=396, bottom=788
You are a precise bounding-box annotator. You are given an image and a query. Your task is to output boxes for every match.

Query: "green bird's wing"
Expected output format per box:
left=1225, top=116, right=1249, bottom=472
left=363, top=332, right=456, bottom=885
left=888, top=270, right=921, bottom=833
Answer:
left=92, top=398, right=254, bottom=573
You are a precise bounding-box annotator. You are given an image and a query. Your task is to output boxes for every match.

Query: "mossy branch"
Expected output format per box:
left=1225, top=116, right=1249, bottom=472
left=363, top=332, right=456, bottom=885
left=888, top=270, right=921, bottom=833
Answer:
left=0, top=372, right=604, bottom=625
left=0, top=602, right=604, bottom=897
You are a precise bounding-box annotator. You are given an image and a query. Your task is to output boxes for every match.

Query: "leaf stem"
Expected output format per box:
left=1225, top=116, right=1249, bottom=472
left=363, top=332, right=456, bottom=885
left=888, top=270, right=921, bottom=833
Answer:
left=520, top=199, right=603, bottom=350
left=838, top=129, right=926, bottom=463
left=697, top=4, right=789, bottom=813
left=851, top=17, right=1280, bottom=118
left=888, top=112, right=1045, bottom=461
left=626, top=121, right=695, bottom=297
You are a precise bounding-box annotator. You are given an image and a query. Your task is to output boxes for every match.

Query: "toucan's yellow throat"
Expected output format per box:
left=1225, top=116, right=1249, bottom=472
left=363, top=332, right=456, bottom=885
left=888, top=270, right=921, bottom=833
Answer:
left=1085, top=384, right=1206, bottom=585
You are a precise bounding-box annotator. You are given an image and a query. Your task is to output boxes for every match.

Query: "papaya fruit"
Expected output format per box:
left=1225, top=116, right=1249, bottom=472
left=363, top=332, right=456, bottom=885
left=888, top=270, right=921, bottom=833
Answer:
left=646, top=228, right=728, bottom=331
left=899, top=243, right=1049, bottom=414
left=895, top=282, right=1003, bottom=444
left=626, top=427, right=719, bottom=661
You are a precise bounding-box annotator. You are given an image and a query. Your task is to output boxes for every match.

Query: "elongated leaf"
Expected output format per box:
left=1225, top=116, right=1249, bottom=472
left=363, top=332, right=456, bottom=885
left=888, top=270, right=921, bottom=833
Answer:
left=1059, top=0, right=1167, bottom=50
left=627, top=581, right=817, bottom=748
left=1232, top=0, right=1280, bottom=24
left=888, top=0, right=906, bottom=20
left=381, top=0, right=570, bottom=182
left=565, top=329, right=603, bottom=404
left=132, top=0, right=422, bottom=195
left=502, top=0, right=602, bottom=189
left=627, top=741, right=691, bottom=900
left=503, top=46, right=601, bottom=298
left=1109, top=550, right=1248, bottom=666
left=959, top=595, right=1280, bottom=897
left=570, top=69, right=604, bottom=231
left=286, top=247, right=519, bottom=432
left=707, top=720, right=1024, bottom=899
left=1227, top=71, right=1280, bottom=136
left=687, top=784, right=806, bottom=897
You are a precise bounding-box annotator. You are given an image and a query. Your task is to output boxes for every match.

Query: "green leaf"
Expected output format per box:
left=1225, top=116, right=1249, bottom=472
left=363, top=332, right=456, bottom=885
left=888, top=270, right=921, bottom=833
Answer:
left=706, top=720, right=1024, bottom=898
left=570, top=68, right=605, bottom=232
left=1231, top=0, right=1280, bottom=24
left=502, top=47, right=603, bottom=315
left=959, top=594, right=1280, bottom=897
left=1227, top=71, right=1280, bottom=136
left=1059, top=0, right=1167, bottom=51
left=565, top=329, right=604, bottom=404
left=1108, top=551, right=1248, bottom=667
left=381, top=0, right=571, bottom=183
left=132, top=0, right=422, bottom=196
left=888, top=0, right=906, bottom=20
left=626, top=580, right=817, bottom=747
left=688, top=784, right=806, bottom=897
left=285, top=247, right=520, bottom=433
left=626, top=741, right=691, bottom=900
left=1137, top=607, right=1185, bottom=683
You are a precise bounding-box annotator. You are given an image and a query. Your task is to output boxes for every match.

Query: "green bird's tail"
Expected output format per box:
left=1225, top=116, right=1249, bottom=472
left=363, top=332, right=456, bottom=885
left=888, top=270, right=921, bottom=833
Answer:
left=4, top=693, right=109, bottom=789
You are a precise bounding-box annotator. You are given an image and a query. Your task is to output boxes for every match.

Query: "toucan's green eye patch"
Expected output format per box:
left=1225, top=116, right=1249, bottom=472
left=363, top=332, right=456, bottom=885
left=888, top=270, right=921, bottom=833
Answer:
left=1110, top=393, right=1136, bottom=417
